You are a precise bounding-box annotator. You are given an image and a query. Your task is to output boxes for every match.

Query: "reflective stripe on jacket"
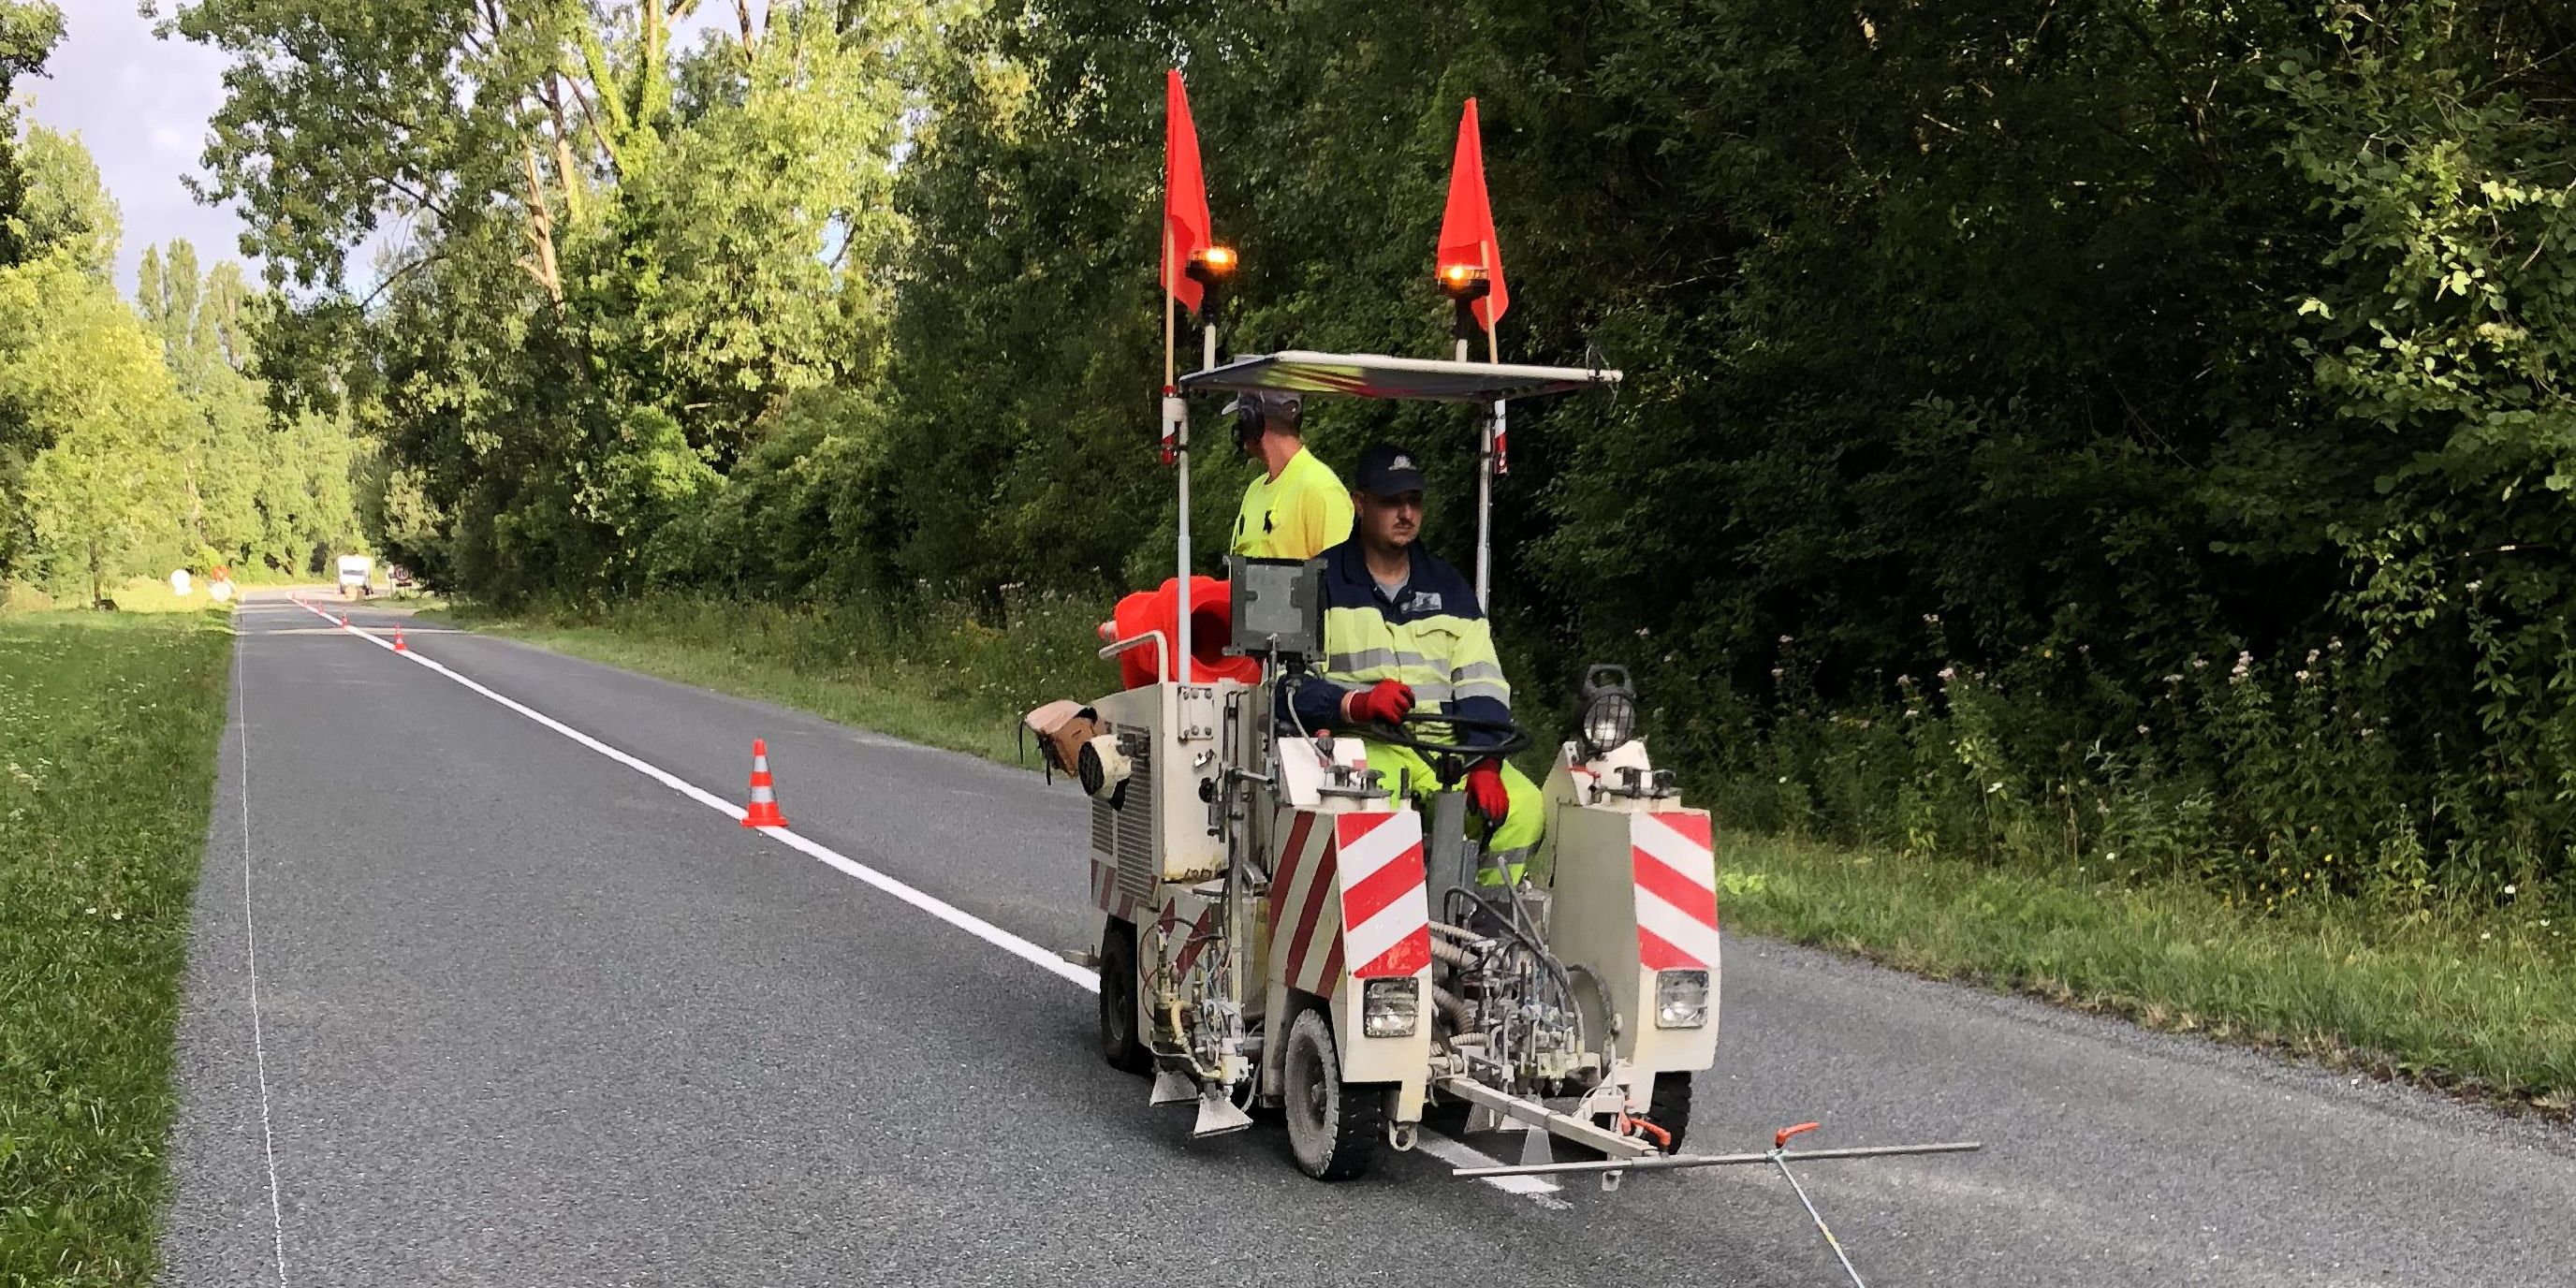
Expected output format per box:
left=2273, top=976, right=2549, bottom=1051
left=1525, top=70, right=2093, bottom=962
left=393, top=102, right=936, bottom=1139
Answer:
left=1283, top=538, right=1511, bottom=744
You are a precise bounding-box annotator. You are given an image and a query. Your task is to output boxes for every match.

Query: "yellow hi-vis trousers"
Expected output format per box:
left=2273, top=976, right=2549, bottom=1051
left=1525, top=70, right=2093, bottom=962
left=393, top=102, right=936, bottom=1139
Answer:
left=1356, top=740, right=1544, bottom=880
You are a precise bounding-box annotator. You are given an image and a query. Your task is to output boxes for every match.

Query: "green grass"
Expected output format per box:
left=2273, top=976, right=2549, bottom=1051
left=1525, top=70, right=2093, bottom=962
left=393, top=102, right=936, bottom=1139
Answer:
left=433, top=592, right=1106, bottom=766
left=1, top=609, right=236, bottom=1284
left=1713, top=835, right=2574, bottom=1110
left=449, top=593, right=2576, bottom=1113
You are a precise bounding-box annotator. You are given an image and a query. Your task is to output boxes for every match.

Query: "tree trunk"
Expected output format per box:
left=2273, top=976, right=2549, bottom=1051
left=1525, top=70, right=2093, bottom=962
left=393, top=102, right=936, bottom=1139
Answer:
left=519, top=145, right=564, bottom=305
left=545, top=76, right=588, bottom=227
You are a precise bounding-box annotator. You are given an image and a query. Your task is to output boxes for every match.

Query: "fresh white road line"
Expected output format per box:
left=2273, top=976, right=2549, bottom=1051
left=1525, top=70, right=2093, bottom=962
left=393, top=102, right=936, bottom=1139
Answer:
left=234, top=616, right=293, bottom=1286
left=279, top=596, right=1561, bottom=1201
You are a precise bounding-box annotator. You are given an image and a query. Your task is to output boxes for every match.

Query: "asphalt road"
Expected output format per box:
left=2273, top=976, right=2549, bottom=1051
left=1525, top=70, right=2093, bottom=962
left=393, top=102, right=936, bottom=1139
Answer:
left=161, top=590, right=2576, bottom=1286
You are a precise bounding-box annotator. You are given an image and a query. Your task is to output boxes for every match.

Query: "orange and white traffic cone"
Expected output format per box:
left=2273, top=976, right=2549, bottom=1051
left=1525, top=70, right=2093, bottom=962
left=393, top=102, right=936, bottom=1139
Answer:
left=339, top=611, right=349, bottom=627
left=741, top=739, right=787, bottom=827
left=393, top=626, right=407, bottom=652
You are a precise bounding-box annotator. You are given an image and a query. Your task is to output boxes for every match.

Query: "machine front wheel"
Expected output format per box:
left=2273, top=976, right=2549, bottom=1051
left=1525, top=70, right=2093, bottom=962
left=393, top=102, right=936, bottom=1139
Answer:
left=1281, top=1007, right=1387, bottom=1180
left=1645, top=1070, right=1693, bottom=1153
left=1097, top=918, right=1150, bottom=1076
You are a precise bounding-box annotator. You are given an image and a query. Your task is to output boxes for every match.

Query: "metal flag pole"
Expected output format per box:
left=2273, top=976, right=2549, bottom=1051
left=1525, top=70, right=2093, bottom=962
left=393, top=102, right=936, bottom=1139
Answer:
left=1474, top=240, right=1499, bottom=612
left=1164, top=226, right=1190, bottom=685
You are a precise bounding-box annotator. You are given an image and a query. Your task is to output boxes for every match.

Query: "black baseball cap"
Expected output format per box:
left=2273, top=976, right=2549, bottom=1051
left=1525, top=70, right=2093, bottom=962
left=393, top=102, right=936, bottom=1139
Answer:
left=1353, top=443, right=1427, bottom=497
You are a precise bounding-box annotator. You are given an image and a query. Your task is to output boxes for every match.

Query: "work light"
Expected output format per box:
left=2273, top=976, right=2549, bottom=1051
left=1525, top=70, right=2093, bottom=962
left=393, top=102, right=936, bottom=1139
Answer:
left=1437, top=262, right=1490, bottom=300
left=1362, top=977, right=1420, bottom=1037
left=1576, top=665, right=1639, bottom=761
left=1655, top=969, right=1710, bottom=1029
left=1186, top=245, right=1238, bottom=322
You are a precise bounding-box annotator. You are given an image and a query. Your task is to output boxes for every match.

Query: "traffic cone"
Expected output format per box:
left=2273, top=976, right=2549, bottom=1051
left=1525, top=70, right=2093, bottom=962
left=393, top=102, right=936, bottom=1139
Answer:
left=393, top=627, right=407, bottom=652
left=339, top=611, right=348, bottom=627
left=741, top=739, right=787, bottom=827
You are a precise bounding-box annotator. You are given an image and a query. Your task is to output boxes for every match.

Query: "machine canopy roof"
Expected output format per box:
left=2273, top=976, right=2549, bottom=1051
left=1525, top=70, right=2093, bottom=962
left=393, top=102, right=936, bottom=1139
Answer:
left=1178, top=350, right=1621, bottom=403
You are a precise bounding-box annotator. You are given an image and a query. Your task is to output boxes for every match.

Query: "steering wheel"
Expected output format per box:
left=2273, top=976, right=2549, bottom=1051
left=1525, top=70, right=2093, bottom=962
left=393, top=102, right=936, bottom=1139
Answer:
left=1358, top=708, right=1532, bottom=776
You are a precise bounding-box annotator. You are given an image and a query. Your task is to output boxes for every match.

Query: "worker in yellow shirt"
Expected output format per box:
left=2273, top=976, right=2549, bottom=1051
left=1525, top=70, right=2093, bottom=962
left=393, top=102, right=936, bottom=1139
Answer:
left=1225, top=389, right=1353, bottom=561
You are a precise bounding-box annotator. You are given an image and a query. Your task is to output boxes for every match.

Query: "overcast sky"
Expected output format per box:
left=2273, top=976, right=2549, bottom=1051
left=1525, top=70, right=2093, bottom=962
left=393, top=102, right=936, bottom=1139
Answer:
left=28, top=2, right=253, bottom=295
left=26, top=2, right=758, bottom=299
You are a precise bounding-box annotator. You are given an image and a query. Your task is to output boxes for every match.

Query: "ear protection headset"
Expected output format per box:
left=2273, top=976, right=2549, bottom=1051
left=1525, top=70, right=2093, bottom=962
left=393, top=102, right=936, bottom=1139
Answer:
left=1229, top=391, right=1301, bottom=451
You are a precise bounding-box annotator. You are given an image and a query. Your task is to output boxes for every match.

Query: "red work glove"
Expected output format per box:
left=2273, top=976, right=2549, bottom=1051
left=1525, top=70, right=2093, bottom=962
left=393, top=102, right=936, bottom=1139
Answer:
left=1341, top=680, right=1415, bottom=726
left=1465, top=759, right=1510, bottom=825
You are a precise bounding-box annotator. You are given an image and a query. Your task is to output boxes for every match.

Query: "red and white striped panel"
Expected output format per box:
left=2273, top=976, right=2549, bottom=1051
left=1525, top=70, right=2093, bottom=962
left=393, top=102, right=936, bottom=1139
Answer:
left=1268, top=810, right=1428, bottom=994
left=1090, top=856, right=1139, bottom=923
left=1335, top=812, right=1429, bottom=979
left=1632, top=811, right=1720, bottom=971
left=1172, top=901, right=1221, bottom=977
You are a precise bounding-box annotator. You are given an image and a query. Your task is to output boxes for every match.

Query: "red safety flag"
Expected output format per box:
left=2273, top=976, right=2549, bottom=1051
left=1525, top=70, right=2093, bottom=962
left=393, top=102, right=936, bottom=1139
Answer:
left=1163, top=69, right=1213, bottom=314
left=1436, top=97, right=1508, bottom=331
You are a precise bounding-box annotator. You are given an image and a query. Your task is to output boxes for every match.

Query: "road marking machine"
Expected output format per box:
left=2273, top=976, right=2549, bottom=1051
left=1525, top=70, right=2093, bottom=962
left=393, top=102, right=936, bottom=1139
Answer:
left=1023, top=89, right=1980, bottom=1286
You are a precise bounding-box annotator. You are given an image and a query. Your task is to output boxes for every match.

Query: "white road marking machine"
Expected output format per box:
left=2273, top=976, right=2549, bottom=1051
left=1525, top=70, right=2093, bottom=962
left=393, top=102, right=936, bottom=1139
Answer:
left=1029, top=342, right=1972, bottom=1202
left=1028, top=346, right=1720, bottom=1181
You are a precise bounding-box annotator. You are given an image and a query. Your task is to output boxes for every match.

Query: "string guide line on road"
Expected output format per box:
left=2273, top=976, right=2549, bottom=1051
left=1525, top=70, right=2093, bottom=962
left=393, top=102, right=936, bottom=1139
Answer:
left=235, top=606, right=294, bottom=1288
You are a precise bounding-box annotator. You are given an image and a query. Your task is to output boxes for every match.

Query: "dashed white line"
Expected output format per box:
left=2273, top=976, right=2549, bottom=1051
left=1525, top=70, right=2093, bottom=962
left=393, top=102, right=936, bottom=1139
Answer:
left=282, top=595, right=1562, bottom=1202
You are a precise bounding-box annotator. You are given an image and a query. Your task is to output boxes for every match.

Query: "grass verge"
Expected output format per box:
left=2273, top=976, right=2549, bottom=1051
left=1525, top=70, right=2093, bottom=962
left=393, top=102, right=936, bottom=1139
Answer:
left=446, top=594, right=2576, bottom=1112
left=1, top=609, right=236, bottom=1284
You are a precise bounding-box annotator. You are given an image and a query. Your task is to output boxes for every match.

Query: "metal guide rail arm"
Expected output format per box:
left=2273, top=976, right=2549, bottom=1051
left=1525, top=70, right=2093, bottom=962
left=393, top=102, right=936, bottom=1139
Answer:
left=1431, top=1075, right=1658, bottom=1161
left=1450, top=1138, right=1983, bottom=1178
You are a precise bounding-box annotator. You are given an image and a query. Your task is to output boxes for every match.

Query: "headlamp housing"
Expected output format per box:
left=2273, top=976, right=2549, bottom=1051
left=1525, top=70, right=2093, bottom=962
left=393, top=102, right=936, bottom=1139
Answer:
left=1654, top=968, right=1710, bottom=1029
left=1575, top=664, right=1640, bottom=761
left=1361, top=977, right=1420, bottom=1037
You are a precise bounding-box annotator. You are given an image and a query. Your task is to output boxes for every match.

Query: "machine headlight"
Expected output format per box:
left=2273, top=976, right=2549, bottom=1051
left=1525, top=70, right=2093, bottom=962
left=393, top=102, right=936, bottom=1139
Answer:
left=1577, top=665, right=1640, bottom=760
left=1362, top=977, right=1420, bottom=1037
left=1654, top=969, right=1710, bottom=1030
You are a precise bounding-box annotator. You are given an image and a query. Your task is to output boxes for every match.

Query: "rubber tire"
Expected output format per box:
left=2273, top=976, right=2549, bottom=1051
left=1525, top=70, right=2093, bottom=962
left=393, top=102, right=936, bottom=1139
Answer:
left=1281, top=1006, right=1387, bottom=1180
left=1646, top=1070, right=1693, bottom=1153
left=1097, top=917, right=1150, bottom=1076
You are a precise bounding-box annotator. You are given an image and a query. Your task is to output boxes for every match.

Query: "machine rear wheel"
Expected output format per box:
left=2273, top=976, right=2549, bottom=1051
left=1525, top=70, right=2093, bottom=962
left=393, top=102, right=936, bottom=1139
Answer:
left=1281, top=1006, right=1386, bottom=1180
left=1645, top=1070, right=1693, bottom=1152
left=1097, top=918, right=1149, bottom=1076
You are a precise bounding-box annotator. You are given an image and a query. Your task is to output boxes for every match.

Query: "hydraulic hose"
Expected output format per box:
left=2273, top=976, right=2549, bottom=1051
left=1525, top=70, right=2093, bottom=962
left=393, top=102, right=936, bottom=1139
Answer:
left=1430, top=983, right=1472, bottom=1032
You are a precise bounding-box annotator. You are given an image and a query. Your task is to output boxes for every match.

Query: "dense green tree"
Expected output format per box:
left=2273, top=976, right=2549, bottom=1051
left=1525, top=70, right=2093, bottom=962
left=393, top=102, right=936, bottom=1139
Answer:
left=0, top=0, right=63, bottom=270
left=10, top=125, right=118, bottom=280
left=0, top=256, right=187, bottom=601
left=134, top=238, right=367, bottom=576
